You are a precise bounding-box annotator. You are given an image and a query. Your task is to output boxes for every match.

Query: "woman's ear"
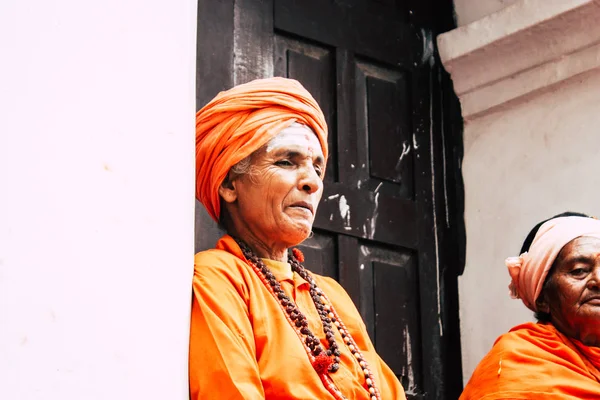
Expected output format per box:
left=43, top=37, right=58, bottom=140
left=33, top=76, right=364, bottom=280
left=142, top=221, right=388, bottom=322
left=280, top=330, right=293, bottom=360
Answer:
left=218, top=174, right=238, bottom=204
left=536, top=292, right=550, bottom=314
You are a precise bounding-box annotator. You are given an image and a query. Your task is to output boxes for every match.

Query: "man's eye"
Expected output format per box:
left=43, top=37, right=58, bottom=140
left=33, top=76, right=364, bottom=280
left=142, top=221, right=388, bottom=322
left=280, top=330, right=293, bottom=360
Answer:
left=275, top=160, right=293, bottom=166
left=314, top=166, right=323, bottom=177
left=570, top=268, right=587, bottom=276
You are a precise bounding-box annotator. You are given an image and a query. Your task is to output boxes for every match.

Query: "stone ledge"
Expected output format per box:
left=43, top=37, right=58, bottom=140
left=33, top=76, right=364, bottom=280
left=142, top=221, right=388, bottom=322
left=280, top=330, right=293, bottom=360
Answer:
left=437, top=0, right=600, bottom=121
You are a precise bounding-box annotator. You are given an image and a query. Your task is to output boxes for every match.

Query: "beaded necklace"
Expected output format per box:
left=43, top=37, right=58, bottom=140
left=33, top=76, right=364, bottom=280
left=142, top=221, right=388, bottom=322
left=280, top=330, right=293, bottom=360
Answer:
left=235, top=238, right=381, bottom=400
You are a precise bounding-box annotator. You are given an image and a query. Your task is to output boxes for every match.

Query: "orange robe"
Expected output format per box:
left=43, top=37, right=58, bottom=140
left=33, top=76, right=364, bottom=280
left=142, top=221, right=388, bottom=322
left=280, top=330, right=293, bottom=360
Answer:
left=189, top=235, right=406, bottom=399
left=460, top=322, right=600, bottom=400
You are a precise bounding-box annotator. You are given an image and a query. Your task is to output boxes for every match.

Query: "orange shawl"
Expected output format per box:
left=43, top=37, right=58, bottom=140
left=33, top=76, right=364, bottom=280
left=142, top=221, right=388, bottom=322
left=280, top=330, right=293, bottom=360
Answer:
left=195, top=77, right=328, bottom=222
left=460, top=322, right=600, bottom=399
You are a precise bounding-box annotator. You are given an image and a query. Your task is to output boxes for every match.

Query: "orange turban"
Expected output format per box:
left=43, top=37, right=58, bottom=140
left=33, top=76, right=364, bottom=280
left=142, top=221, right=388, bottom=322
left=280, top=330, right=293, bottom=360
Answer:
left=196, top=77, right=328, bottom=223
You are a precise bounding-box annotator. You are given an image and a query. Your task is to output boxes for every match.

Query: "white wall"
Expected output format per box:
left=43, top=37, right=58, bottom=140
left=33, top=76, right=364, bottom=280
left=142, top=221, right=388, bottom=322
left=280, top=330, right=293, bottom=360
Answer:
left=459, top=70, right=600, bottom=381
left=453, top=0, right=519, bottom=26
left=0, top=1, right=196, bottom=399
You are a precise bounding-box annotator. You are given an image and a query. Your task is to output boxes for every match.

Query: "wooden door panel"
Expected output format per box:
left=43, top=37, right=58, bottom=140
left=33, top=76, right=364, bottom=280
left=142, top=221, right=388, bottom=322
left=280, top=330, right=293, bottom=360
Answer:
left=362, top=66, right=414, bottom=197
left=298, top=231, right=338, bottom=280
left=357, top=244, right=423, bottom=388
left=274, top=0, right=419, bottom=67
left=316, top=185, right=417, bottom=248
left=373, top=259, right=422, bottom=394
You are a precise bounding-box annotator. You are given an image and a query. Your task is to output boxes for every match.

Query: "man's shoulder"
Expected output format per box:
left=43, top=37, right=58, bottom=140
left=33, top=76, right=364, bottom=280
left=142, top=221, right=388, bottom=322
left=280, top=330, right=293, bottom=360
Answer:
left=195, top=247, right=239, bottom=264
left=194, top=248, right=248, bottom=277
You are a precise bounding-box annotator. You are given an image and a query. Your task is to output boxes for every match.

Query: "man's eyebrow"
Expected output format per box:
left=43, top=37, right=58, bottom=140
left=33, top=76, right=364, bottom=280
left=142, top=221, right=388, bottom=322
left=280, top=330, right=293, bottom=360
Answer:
left=273, top=149, right=301, bottom=158
left=275, top=149, right=300, bottom=157
left=273, top=149, right=325, bottom=164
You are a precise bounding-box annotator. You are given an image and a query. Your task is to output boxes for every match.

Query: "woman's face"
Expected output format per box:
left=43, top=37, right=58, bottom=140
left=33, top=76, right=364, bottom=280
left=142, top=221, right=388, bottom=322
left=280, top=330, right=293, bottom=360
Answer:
left=225, top=123, right=325, bottom=251
left=539, top=236, right=600, bottom=345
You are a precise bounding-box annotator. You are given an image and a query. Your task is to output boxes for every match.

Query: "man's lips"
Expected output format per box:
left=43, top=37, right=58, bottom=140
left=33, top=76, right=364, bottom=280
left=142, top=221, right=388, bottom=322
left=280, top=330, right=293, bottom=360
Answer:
left=289, top=201, right=314, bottom=214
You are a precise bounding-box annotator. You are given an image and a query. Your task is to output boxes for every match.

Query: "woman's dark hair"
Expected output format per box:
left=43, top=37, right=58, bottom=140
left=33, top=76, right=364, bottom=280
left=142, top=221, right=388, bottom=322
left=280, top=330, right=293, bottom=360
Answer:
left=521, top=211, right=592, bottom=322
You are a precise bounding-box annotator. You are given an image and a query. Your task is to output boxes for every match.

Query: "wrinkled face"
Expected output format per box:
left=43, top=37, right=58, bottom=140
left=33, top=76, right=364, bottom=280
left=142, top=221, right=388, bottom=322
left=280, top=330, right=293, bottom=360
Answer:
left=539, top=236, right=600, bottom=344
left=229, top=123, right=324, bottom=248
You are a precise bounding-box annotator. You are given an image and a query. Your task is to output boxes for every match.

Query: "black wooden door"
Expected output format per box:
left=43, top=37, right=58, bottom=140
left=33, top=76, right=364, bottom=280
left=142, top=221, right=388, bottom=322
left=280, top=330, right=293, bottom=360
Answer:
left=196, top=1, right=464, bottom=399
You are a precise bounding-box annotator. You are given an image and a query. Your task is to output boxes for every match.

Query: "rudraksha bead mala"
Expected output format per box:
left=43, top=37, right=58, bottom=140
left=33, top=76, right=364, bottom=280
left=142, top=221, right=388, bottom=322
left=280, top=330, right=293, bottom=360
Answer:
left=235, top=238, right=381, bottom=400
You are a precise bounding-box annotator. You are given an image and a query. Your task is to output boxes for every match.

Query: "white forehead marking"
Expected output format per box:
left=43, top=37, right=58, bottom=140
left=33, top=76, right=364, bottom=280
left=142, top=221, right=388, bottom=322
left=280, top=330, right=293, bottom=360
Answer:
left=265, top=123, right=320, bottom=155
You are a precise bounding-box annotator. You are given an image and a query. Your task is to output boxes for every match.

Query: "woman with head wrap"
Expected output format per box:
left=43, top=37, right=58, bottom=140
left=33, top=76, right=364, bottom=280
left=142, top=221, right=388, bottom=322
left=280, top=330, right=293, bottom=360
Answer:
left=460, top=212, right=600, bottom=399
left=190, top=77, right=406, bottom=400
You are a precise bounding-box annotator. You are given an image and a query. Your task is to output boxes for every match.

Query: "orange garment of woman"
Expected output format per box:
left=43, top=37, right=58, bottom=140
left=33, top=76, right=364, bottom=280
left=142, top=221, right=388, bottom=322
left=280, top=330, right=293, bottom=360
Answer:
left=189, top=236, right=406, bottom=399
left=460, top=322, right=600, bottom=400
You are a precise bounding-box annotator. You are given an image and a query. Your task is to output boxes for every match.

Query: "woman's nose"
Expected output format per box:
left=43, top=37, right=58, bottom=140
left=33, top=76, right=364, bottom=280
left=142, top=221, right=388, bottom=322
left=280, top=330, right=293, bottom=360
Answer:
left=588, top=266, right=600, bottom=289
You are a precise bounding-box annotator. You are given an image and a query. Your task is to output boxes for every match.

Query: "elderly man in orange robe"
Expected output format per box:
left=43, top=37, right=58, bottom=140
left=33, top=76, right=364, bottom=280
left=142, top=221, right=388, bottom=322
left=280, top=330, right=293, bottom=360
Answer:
left=190, top=77, right=406, bottom=399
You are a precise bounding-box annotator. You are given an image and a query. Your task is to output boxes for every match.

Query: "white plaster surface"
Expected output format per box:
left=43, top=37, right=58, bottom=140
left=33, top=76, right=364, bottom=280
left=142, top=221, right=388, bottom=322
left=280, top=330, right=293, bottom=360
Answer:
left=453, top=0, right=519, bottom=26
left=459, top=71, right=600, bottom=384
left=439, top=0, right=600, bottom=120
left=0, top=1, right=196, bottom=399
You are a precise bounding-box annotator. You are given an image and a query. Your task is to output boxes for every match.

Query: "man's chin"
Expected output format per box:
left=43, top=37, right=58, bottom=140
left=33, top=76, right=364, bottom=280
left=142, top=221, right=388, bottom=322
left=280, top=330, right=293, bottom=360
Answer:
left=281, top=224, right=313, bottom=245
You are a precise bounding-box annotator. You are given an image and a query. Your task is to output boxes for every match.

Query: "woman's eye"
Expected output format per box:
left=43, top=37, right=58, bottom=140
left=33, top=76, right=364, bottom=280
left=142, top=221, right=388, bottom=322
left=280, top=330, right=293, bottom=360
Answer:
left=570, top=268, right=587, bottom=276
left=314, top=166, right=323, bottom=177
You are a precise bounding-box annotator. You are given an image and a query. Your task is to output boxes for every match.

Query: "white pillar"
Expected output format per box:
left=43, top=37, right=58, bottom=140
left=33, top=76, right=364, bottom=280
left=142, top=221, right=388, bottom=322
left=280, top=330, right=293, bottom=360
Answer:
left=0, top=1, right=197, bottom=398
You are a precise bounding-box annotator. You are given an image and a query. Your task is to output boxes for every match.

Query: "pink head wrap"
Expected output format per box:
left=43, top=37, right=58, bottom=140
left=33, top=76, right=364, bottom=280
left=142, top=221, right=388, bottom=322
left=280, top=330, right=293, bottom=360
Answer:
left=506, top=216, right=600, bottom=311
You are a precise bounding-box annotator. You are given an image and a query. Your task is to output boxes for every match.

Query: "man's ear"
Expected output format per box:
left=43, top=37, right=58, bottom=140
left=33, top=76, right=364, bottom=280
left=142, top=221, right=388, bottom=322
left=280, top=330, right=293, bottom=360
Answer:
left=218, top=174, right=238, bottom=204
